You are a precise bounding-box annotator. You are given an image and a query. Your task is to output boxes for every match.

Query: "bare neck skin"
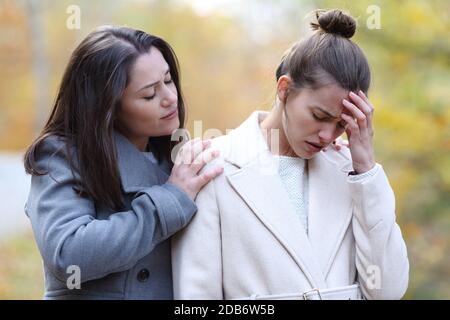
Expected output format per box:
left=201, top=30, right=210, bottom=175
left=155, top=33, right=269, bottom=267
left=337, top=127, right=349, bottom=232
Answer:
left=260, top=100, right=297, bottom=157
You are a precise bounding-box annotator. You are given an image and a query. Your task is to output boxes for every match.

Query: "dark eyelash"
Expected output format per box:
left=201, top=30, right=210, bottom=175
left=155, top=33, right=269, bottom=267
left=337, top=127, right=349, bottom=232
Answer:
left=143, top=79, right=171, bottom=100
left=314, top=113, right=345, bottom=129
left=313, top=113, right=324, bottom=121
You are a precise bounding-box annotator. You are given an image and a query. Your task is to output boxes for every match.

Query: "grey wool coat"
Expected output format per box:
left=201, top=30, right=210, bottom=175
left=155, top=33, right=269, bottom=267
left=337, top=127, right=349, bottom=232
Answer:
left=25, top=131, right=197, bottom=299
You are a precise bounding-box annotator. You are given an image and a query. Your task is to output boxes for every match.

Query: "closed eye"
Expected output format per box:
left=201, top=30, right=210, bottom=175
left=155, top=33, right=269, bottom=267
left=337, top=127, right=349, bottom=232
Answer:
left=313, top=113, right=346, bottom=129
left=143, top=94, right=156, bottom=100
left=312, top=113, right=325, bottom=121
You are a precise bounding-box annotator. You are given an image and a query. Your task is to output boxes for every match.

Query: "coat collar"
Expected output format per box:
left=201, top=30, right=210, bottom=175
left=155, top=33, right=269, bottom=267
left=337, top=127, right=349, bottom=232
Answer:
left=114, top=131, right=168, bottom=193
left=224, top=111, right=354, bottom=287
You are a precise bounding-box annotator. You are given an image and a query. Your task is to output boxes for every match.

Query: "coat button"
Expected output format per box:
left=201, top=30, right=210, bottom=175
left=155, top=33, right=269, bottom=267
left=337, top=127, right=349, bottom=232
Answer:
left=137, top=269, right=150, bottom=282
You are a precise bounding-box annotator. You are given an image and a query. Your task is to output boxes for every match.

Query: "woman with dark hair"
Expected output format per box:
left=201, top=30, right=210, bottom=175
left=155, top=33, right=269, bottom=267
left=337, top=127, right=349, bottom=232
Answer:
left=24, top=26, right=223, bottom=299
left=172, top=10, right=409, bottom=300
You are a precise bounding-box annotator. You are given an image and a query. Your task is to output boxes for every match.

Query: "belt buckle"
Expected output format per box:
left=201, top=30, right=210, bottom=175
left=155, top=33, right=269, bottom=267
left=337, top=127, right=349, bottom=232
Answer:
left=302, top=288, right=323, bottom=300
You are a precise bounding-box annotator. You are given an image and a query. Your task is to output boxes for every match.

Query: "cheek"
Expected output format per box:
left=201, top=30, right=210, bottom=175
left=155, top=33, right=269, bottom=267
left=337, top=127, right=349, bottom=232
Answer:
left=119, top=100, right=160, bottom=130
left=283, top=114, right=305, bottom=146
left=133, top=100, right=179, bottom=135
left=287, top=110, right=315, bottom=136
left=169, top=82, right=178, bottom=96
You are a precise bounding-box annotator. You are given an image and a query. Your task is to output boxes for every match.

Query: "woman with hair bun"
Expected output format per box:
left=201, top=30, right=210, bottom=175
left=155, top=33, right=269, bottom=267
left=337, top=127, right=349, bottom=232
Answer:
left=172, top=9, right=409, bottom=300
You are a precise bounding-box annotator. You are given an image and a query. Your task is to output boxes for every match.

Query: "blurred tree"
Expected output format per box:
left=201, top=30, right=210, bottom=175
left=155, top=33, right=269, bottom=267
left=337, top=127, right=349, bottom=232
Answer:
left=0, top=0, right=448, bottom=299
left=25, top=0, right=50, bottom=133
left=0, top=0, right=34, bottom=149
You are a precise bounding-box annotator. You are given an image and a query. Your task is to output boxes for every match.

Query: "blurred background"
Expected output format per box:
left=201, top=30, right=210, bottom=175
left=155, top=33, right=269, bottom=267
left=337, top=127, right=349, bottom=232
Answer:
left=0, top=0, right=449, bottom=299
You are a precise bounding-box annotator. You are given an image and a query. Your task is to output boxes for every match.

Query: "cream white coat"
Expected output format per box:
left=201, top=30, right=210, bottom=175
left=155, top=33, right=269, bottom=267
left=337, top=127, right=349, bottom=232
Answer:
left=172, top=111, right=409, bottom=300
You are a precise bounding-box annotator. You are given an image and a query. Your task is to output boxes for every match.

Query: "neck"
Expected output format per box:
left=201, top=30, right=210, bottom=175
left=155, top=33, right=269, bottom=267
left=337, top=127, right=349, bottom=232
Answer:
left=260, top=101, right=296, bottom=157
left=115, top=126, right=149, bottom=152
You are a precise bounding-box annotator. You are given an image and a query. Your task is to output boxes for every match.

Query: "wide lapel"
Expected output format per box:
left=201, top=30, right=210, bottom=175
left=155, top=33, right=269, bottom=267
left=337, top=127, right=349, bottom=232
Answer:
left=227, top=154, right=327, bottom=289
left=114, top=131, right=167, bottom=193
left=224, top=111, right=327, bottom=289
left=307, top=151, right=354, bottom=279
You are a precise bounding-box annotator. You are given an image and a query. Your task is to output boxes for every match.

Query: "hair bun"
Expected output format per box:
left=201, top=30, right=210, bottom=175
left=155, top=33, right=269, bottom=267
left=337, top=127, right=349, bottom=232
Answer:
left=311, top=9, right=356, bottom=39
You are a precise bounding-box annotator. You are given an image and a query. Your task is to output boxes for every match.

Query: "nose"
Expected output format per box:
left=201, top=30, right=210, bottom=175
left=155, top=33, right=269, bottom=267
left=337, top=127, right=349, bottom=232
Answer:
left=318, top=125, right=336, bottom=145
left=161, top=85, right=177, bottom=108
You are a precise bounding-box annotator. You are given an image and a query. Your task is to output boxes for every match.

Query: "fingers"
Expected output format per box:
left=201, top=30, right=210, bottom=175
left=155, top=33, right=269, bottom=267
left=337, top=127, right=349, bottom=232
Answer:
left=175, top=138, right=199, bottom=165
left=190, top=149, right=221, bottom=174
left=357, top=90, right=374, bottom=134
left=341, top=113, right=359, bottom=137
left=342, top=98, right=367, bottom=133
left=349, top=91, right=372, bottom=115
left=347, top=91, right=374, bottom=134
left=194, top=166, right=224, bottom=189
left=326, top=138, right=349, bottom=152
left=328, top=140, right=340, bottom=151
left=176, top=138, right=211, bottom=165
left=190, top=139, right=212, bottom=163
left=176, top=137, right=224, bottom=182
left=357, top=90, right=374, bottom=113
left=168, top=138, right=224, bottom=200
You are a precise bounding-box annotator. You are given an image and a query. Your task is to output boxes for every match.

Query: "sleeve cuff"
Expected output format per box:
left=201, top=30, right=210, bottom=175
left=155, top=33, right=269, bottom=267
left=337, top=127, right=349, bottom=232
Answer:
left=136, top=183, right=197, bottom=238
left=348, top=164, right=380, bottom=182
left=161, top=182, right=197, bottom=224
left=347, top=164, right=396, bottom=230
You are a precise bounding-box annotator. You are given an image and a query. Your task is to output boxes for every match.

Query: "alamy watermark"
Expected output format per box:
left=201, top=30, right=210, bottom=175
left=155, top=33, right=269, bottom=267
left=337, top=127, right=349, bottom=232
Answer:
left=366, top=264, right=382, bottom=290
left=64, top=4, right=381, bottom=31
left=66, top=5, right=81, bottom=30
left=66, top=265, right=81, bottom=290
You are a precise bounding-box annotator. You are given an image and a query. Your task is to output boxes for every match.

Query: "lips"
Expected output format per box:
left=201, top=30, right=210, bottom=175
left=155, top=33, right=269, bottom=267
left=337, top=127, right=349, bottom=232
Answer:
left=308, top=141, right=325, bottom=148
left=306, top=141, right=324, bottom=152
left=161, top=109, right=178, bottom=119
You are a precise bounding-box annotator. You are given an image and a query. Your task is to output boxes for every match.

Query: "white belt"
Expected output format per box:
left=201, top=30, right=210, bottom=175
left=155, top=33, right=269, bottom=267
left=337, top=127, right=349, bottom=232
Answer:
left=236, top=284, right=363, bottom=300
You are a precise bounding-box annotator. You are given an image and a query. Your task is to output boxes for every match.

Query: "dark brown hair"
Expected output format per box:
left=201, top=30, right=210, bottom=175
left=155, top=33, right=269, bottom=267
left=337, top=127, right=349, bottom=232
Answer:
left=276, top=9, right=371, bottom=94
left=24, top=26, right=186, bottom=210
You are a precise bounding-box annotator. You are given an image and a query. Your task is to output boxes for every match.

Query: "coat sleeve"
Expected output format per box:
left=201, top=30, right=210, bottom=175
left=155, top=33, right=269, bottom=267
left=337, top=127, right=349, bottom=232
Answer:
left=348, top=164, right=409, bottom=299
left=25, top=137, right=197, bottom=284
left=171, top=172, right=223, bottom=299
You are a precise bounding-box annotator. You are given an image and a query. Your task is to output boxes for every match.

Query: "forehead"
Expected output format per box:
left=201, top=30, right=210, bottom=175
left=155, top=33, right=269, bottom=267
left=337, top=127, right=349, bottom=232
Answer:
left=302, top=85, right=349, bottom=115
left=129, top=47, right=169, bottom=86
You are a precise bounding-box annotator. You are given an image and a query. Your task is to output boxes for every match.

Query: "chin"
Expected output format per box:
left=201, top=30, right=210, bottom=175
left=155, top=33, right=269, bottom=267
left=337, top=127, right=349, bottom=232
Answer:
left=162, top=120, right=180, bottom=136
left=301, top=153, right=315, bottom=160
left=293, top=148, right=315, bottom=160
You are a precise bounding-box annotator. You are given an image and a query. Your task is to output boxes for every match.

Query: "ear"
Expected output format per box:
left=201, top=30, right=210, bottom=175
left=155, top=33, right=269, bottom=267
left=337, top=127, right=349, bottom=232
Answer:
left=277, top=75, right=292, bottom=104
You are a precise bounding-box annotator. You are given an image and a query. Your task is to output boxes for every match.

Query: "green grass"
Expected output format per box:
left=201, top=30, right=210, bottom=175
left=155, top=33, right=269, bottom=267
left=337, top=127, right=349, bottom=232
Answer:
left=0, top=231, right=44, bottom=299
left=0, top=230, right=448, bottom=299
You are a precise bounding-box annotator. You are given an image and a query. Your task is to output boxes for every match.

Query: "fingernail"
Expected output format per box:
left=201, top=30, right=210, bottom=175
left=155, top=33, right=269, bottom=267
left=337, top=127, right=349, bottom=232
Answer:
left=359, top=90, right=364, bottom=96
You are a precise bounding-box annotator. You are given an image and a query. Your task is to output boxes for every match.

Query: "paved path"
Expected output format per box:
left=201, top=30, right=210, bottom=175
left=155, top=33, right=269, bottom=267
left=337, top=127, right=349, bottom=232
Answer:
left=0, top=152, right=32, bottom=242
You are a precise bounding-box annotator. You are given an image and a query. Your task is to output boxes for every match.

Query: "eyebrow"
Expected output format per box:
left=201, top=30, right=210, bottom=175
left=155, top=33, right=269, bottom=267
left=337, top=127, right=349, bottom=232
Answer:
left=312, top=106, right=339, bottom=119
left=137, top=69, right=170, bottom=93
